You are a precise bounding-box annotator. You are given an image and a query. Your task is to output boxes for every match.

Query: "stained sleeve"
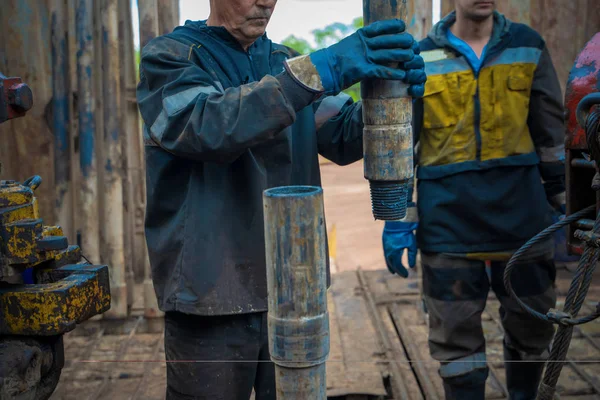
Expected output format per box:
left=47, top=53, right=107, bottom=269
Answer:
left=136, top=36, right=316, bottom=163
left=313, top=93, right=364, bottom=166
left=528, top=45, right=566, bottom=206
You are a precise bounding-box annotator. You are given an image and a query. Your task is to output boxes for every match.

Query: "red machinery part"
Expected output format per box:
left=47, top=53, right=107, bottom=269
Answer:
left=565, top=33, right=600, bottom=255
left=0, top=73, right=33, bottom=124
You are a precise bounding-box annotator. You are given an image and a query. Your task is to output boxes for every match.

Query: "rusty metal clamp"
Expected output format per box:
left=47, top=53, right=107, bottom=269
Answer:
left=574, top=229, right=600, bottom=247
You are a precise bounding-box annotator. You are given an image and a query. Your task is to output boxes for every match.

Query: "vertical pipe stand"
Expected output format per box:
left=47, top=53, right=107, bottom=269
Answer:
left=51, top=0, right=73, bottom=240
left=362, top=0, right=414, bottom=221
left=76, top=0, right=101, bottom=264
left=263, top=186, right=329, bottom=399
left=100, top=0, right=127, bottom=319
left=137, top=0, right=163, bottom=320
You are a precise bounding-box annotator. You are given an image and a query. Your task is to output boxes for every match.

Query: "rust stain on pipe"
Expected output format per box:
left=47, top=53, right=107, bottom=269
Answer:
left=263, top=186, right=329, bottom=399
left=76, top=0, right=100, bottom=264
left=362, top=0, right=414, bottom=221
left=137, top=0, right=159, bottom=50
left=100, top=0, right=127, bottom=319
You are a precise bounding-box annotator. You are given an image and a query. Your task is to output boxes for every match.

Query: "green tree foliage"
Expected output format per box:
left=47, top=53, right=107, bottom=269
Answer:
left=278, top=35, right=313, bottom=55
left=281, top=17, right=364, bottom=101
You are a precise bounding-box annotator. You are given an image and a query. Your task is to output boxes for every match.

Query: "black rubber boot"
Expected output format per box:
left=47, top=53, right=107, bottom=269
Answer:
left=504, top=343, right=546, bottom=400
left=441, top=368, right=488, bottom=400
left=443, top=381, right=486, bottom=400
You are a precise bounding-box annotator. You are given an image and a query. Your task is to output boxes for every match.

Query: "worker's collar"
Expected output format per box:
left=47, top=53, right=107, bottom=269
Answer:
left=427, top=10, right=511, bottom=53
left=183, top=19, right=269, bottom=52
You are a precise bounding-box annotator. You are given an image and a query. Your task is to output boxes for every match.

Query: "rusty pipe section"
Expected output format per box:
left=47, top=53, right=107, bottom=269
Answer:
left=137, top=0, right=163, bottom=319
left=100, top=0, right=127, bottom=319
left=138, top=0, right=159, bottom=49
left=76, top=0, right=101, bottom=264
left=51, top=0, right=73, bottom=240
left=362, top=0, right=413, bottom=220
left=263, top=186, right=329, bottom=400
left=157, top=0, right=179, bottom=35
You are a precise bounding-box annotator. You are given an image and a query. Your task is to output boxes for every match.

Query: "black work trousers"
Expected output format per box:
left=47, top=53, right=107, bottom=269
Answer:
left=164, top=311, right=275, bottom=400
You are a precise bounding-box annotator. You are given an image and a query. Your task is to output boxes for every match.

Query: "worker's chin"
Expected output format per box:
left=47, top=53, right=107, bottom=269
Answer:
left=244, top=19, right=269, bottom=36
left=467, top=8, right=494, bottom=21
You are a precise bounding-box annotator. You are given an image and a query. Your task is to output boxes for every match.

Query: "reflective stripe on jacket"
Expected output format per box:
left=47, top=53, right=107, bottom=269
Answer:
left=412, top=12, right=565, bottom=254
left=137, top=20, right=364, bottom=315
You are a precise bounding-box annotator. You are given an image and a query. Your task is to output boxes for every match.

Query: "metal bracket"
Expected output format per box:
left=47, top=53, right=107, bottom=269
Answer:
left=0, top=260, right=111, bottom=336
left=547, top=309, right=574, bottom=326
left=574, top=229, right=600, bottom=247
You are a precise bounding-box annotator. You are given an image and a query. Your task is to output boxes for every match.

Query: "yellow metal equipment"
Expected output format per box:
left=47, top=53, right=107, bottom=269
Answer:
left=0, top=73, right=111, bottom=400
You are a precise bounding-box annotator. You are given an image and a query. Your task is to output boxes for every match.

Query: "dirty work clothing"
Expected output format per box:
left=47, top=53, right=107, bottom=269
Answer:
left=446, top=29, right=487, bottom=73
left=504, top=341, right=546, bottom=400
left=441, top=369, right=488, bottom=400
left=137, top=20, right=364, bottom=315
left=164, top=311, right=275, bottom=400
left=421, top=252, right=556, bottom=390
left=413, top=11, right=565, bottom=254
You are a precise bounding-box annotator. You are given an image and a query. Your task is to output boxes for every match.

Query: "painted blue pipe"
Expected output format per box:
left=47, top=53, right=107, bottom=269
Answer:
left=75, top=0, right=100, bottom=263
left=51, top=0, right=71, bottom=235
left=263, top=186, right=329, bottom=399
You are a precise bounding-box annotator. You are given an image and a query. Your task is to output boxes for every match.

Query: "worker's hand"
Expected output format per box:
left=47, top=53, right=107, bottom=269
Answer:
left=401, top=48, right=427, bottom=97
left=382, top=207, right=418, bottom=278
left=284, top=19, right=426, bottom=96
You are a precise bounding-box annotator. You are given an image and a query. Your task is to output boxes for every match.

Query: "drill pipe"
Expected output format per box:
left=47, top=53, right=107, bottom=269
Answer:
left=263, top=186, right=329, bottom=400
left=137, top=0, right=163, bottom=319
left=51, top=0, right=73, bottom=240
left=76, top=0, right=101, bottom=263
left=100, top=0, right=128, bottom=319
left=362, top=0, right=414, bottom=220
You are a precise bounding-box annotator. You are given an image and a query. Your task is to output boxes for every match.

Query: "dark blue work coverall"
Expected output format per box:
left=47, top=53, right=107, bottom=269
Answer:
left=136, top=20, right=364, bottom=399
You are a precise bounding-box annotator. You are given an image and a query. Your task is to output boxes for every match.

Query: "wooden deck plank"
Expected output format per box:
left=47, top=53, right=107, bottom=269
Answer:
left=326, top=283, right=349, bottom=396
left=579, top=364, right=600, bottom=392
left=568, top=338, right=600, bottom=361
left=384, top=274, right=420, bottom=297
left=326, top=271, right=388, bottom=398
left=379, top=306, right=424, bottom=400
left=389, top=304, right=444, bottom=400
left=49, top=380, right=104, bottom=400
left=554, top=365, right=594, bottom=396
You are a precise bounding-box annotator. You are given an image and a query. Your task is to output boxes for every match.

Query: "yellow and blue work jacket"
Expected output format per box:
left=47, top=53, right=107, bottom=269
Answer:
left=413, top=11, right=565, bottom=254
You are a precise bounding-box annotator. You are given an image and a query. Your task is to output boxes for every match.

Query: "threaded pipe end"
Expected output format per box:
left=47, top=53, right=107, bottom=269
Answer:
left=369, top=180, right=410, bottom=220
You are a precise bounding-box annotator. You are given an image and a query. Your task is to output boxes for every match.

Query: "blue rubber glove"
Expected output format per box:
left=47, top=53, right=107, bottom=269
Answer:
left=285, top=19, right=427, bottom=97
left=382, top=205, right=418, bottom=278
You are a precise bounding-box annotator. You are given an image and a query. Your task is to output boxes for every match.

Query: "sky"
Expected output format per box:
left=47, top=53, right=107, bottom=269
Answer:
left=131, top=0, right=441, bottom=49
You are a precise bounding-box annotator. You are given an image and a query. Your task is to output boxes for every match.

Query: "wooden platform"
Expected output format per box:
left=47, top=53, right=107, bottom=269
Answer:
left=50, top=266, right=600, bottom=400
left=50, top=162, right=600, bottom=399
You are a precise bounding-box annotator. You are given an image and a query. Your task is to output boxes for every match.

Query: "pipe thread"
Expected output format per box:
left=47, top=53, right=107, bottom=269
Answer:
left=369, top=180, right=410, bottom=221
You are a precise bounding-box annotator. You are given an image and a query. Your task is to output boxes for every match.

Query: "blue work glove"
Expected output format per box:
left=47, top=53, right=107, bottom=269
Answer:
left=382, top=205, right=418, bottom=278
left=284, top=19, right=427, bottom=97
